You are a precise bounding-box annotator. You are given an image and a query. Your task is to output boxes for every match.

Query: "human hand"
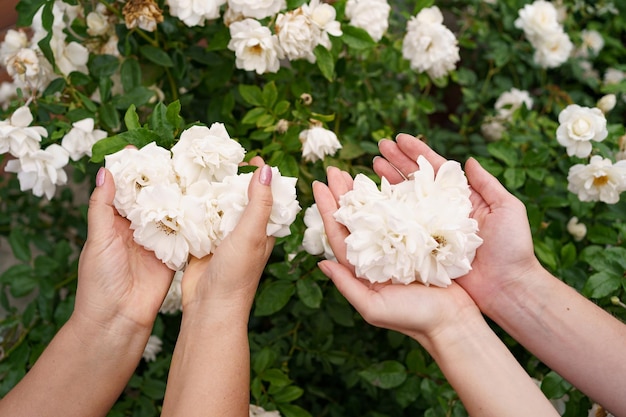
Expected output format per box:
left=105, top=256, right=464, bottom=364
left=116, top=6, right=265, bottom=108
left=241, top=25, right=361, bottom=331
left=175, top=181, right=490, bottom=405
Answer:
left=180, top=157, right=275, bottom=316
left=373, top=133, right=543, bottom=313
left=313, top=167, right=482, bottom=349
left=74, top=167, right=175, bottom=333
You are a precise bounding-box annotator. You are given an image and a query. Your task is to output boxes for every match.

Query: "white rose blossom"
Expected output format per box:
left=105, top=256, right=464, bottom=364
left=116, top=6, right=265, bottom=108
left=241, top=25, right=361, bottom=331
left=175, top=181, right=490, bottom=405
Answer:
left=495, top=88, right=533, bottom=120
left=302, top=0, right=342, bottom=50
left=345, top=0, right=390, bottom=42
left=249, top=404, right=281, bottom=417
left=5, top=48, right=55, bottom=92
left=171, top=123, right=245, bottom=188
left=574, top=29, right=604, bottom=58
left=61, top=118, right=107, bottom=161
left=142, top=335, right=163, bottom=362
left=299, top=126, right=342, bottom=162
left=532, top=31, right=573, bottom=69
left=166, top=0, right=226, bottom=27
left=160, top=270, right=184, bottom=314
left=5, top=144, right=69, bottom=200
left=588, top=403, right=615, bottom=417
left=0, top=105, right=47, bottom=157
left=566, top=216, right=587, bottom=241
left=0, top=29, right=29, bottom=65
left=334, top=156, right=481, bottom=287
left=228, top=18, right=284, bottom=74
left=402, top=6, right=460, bottom=80
left=105, top=142, right=178, bottom=217
left=302, top=204, right=335, bottom=260
left=556, top=104, right=608, bottom=158
left=603, top=68, right=625, bottom=86
left=481, top=116, right=506, bottom=142
left=275, top=9, right=317, bottom=62
left=227, top=0, right=286, bottom=20
left=567, top=155, right=626, bottom=204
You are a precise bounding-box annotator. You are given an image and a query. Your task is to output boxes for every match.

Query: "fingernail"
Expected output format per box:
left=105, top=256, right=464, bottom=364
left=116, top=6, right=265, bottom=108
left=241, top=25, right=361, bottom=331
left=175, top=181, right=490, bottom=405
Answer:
left=96, top=167, right=105, bottom=187
left=318, top=261, right=333, bottom=278
left=259, top=164, right=272, bottom=185
left=377, top=138, right=388, bottom=146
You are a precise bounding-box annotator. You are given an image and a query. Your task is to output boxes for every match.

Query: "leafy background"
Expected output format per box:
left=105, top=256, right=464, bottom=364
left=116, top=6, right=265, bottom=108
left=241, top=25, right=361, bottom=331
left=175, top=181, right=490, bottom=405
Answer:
left=1, top=0, right=626, bottom=416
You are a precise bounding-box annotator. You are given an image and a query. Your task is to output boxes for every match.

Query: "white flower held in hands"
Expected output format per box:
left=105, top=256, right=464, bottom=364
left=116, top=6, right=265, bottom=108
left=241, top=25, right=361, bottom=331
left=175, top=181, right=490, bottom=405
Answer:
left=105, top=124, right=301, bottom=271
left=333, top=156, right=482, bottom=287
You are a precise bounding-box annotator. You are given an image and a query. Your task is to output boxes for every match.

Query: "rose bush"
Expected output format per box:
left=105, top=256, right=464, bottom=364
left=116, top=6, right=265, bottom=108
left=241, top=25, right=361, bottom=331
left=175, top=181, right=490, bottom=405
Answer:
left=1, top=0, right=626, bottom=416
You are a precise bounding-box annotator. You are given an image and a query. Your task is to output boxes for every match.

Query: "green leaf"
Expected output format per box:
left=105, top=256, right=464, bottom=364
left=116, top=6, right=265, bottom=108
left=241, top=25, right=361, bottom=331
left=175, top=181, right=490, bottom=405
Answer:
left=540, top=371, right=571, bottom=399
left=43, top=78, right=67, bottom=96
left=252, top=348, right=277, bottom=374
left=254, top=281, right=295, bottom=316
left=239, top=84, right=265, bottom=107
left=339, top=142, right=365, bottom=160
left=359, top=360, right=407, bottom=389
left=88, top=54, right=120, bottom=78
left=487, top=142, right=518, bottom=167
left=314, top=45, right=334, bottom=82
left=166, top=100, right=184, bottom=131
left=272, top=385, right=304, bottom=403
left=36, top=4, right=54, bottom=68
left=16, top=0, right=47, bottom=26
left=341, top=25, right=376, bottom=50
left=111, top=86, right=156, bottom=110
left=582, top=271, right=622, bottom=298
left=0, top=264, right=32, bottom=285
left=90, top=129, right=162, bottom=163
left=278, top=404, right=312, bottom=417
left=242, top=107, right=268, bottom=125
left=263, top=81, right=278, bottom=108
left=534, top=241, right=558, bottom=270
left=274, top=100, right=290, bottom=116
left=99, top=103, right=120, bottom=131
left=261, top=369, right=291, bottom=387
left=139, top=45, right=173, bottom=67
left=149, top=102, right=175, bottom=146
left=503, top=167, right=526, bottom=189
left=121, top=58, right=142, bottom=91
left=395, top=375, right=421, bottom=408
left=142, top=378, right=167, bottom=400
left=296, top=278, right=323, bottom=309
left=124, top=105, right=141, bottom=130
left=9, top=228, right=31, bottom=262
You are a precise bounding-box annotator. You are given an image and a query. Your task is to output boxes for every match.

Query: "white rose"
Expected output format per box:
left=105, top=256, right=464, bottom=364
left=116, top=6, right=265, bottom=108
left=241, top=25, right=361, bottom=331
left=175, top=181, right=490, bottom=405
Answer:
left=275, top=9, right=317, bottom=62
left=183, top=180, right=224, bottom=256
left=495, top=88, right=533, bottom=120
left=227, top=0, right=286, bottom=20
left=249, top=404, right=282, bottom=417
left=414, top=5, right=444, bottom=25
left=302, top=0, right=342, bottom=50
left=556, top=104, right=607, bottom=158
left=86, top=5, right=111, bottom=37
left=532, top=30, right=573, bottom=68
left=105, top=142, right=177, bottom=217
left=127, top=183, right=193, bottom=271
left=61, top=118, right=108, bottom=161
left=228, top=18, right=284, bottom=74
left=575, top=29, right=604, bottom=58
left=402, top=11, right=460, bottom=79
left=514, top=0, right=561, bottom=40
left=603, top=68, right=625, bottom=86
left=566, top=216, right=587, bottom=241
left=567, top=155, right=626, bottom=204
left=302, top=204, right=335, bottom=260
left=596, top=94, right=616, bottom=114
left=0, top=105, right=47, bottom=157
left=345, top=0, right=390, bottom=42
left=481, top=116, right=506, bottom=141
left=171, top=123, right=245, bottom=188
left=0, top=29, right=29, bottom=65
left=299, top=126, right=342, bottom=162
left=166, top=0, right=226, bottom=27
left=5, top=144, right=69, bottom=200
left=142, top=335, right=163, bottom=362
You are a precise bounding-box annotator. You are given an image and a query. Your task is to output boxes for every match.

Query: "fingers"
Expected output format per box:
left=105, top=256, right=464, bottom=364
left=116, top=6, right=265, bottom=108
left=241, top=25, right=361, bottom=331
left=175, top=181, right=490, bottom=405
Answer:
left=86, top=168, right=117, bottom=240
left=232, top=164, right=274, bottom=243
left=248, top=155, right=264, bottom=167
left=376, top=134, right=449, bottom=182
left=312, top=180, right=351, bottom=268
left=464, top=158, right=513, bottom=208
left=373, top=155, right=406, bottom=184
left=318, top=260, right=372, bottom=316
left=395, top=133, right=448, bottom=172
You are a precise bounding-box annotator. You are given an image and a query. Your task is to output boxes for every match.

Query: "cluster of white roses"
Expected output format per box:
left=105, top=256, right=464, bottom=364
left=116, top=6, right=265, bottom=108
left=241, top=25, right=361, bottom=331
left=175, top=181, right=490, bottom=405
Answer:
left=401, top=6, right=460, bottom=80
left=105, top=123, right=301, bottom=271
left=1, top=105, right=106, bottom=199
left=556, top=102, right=626, bottom=204
left=514, top=0, right=573, bottom=69
left=305, top=156, right=482, bottom=288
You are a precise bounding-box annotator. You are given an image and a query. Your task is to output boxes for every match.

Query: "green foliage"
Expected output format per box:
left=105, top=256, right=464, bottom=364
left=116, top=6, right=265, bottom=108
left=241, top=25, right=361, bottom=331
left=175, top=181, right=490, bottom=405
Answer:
left=2, top=0, right=626, bottom=416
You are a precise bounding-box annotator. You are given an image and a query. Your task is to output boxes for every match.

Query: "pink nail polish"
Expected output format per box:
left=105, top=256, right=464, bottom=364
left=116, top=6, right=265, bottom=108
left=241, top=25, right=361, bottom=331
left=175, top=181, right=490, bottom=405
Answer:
left=96, top=167, right=105, bottom=187
left=259, top=164, right=272, bottom=185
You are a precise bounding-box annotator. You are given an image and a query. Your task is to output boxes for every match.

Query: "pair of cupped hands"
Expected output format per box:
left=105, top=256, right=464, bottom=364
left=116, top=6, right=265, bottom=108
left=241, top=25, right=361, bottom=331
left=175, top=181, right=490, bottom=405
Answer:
left=76, top=133, right=542, bottom=347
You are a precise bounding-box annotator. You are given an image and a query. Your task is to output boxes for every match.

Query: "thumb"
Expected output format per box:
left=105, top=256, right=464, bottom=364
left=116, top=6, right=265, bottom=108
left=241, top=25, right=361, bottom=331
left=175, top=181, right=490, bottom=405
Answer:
left=86, top=167, right=117, bottom=239
left=232, top=164, right=274, bottom=239
left=465, top=157, right=512, bottom=207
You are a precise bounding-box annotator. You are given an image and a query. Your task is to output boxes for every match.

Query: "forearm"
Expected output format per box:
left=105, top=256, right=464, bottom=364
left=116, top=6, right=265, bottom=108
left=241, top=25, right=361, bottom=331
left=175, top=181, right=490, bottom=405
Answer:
left=0, top=313, right=151, bottom=417
left=484, top=268, right=626, bottom=415
left=420, top=313, right=559, bottom=417
left=162, top=304, right=251, bottom=417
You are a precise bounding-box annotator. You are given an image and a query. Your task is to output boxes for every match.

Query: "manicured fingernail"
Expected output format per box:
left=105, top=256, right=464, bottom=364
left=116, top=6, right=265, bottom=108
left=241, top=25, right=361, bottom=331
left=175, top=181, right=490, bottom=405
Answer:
left=259, top=164, right=272, bottom=185
left=96, top=167, right=105, bottom=187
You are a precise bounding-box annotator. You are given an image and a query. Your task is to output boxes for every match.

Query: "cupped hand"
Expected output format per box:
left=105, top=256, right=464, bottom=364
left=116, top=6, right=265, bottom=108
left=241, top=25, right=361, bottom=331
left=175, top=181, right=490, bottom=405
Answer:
left=75, top=167, right=175, bottom=332
left=181, top=157, right=275, bottom=315
left=313, top=167, right=481, bottom=346
left=373, top=133, right=542, bottom=312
